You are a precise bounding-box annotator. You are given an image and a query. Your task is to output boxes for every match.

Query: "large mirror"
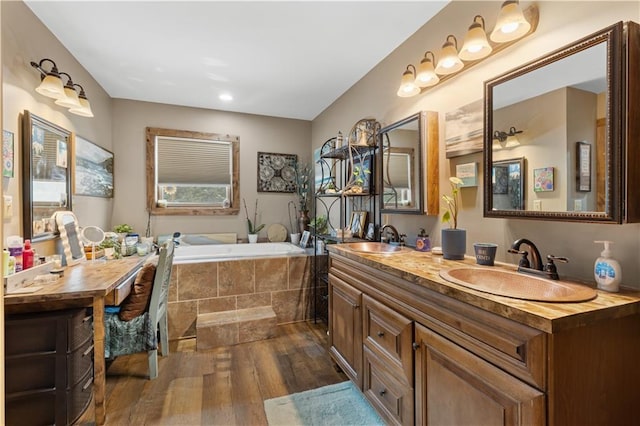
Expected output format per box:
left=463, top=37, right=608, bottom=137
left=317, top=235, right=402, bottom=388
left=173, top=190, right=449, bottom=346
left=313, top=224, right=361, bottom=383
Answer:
left=22, top=111, right=73, bottom=241
left=146, top=127, right=240, bottom=216
left=379, top=111, right=439, bottom=214
left=484, top=22, right=622, bottom=223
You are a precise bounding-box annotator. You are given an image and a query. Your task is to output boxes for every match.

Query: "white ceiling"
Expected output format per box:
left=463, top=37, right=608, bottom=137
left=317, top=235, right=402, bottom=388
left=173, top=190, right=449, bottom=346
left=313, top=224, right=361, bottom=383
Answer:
left=25, top=1, right=449, bottom=121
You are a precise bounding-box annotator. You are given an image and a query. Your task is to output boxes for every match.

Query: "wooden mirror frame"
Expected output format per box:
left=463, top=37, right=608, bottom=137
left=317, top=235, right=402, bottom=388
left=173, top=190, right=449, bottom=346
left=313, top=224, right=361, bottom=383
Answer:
left=484, top=22, right=623, bottom=223
left=146, top=127, right=240, bottom=216
left=22, top=111, right=73, bottom=241
left=379, top=111, right=439, bottom=215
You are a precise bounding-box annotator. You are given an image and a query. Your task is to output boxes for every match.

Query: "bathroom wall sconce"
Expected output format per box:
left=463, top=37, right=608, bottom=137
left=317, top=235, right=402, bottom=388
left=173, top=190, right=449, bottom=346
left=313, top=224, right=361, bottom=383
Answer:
left=30, top=58, right=94, bottom=118
left=396, top=1, right=538, bottom=97
left=493, top=126, right=522, bottom=148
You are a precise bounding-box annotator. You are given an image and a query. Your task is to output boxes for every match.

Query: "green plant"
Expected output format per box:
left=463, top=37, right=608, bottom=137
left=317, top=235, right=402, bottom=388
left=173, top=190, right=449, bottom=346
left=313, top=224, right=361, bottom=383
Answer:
left=441, top=177, right=464, bottom=229
left=309, top=215, right=328, bottom=235
left=243, top=198, right=265, bottom=234
left=295, top=162, right=311, bottom=211
left=113, top=224, right=133, bottom=234
left=353, top=165, right=371, bottom=186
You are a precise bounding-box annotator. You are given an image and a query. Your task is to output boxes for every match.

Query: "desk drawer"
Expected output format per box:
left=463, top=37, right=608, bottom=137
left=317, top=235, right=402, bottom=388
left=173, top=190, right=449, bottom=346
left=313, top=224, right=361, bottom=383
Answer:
left=105, top=267, right=140, bottom=305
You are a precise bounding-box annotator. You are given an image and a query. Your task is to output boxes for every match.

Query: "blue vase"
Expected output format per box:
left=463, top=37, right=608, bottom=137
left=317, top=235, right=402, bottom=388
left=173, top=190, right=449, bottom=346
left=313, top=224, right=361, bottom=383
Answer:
left=442, top=228, right=466, bottom=260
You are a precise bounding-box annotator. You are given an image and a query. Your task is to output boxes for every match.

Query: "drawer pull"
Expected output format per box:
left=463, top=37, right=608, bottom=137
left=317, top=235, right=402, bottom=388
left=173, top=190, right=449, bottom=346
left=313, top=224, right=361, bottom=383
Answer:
left=412, top=342, right=420, bottom=351
left=377, top=331, right=385, bottom=338
left=83, top=344, right=95, bottom=357
left=351, top=303, right=360, bottom=309
left=379, top=389, right=387, bottom=396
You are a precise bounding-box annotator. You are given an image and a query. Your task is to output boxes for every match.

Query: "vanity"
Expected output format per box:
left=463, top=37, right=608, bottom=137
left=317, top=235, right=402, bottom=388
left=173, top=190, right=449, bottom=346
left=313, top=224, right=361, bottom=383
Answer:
left=327, top=244, right=640, bottom=425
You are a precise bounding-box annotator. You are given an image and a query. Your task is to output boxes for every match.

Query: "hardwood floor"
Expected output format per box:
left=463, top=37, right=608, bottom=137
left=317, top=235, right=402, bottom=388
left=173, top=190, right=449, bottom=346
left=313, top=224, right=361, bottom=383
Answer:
left=78, top=321, right=347, bottom=425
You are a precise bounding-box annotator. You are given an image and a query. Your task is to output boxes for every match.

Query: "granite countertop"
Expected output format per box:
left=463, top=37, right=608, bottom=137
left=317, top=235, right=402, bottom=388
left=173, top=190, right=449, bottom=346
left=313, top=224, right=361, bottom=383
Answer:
left=327, top=244, right=640, bottom=333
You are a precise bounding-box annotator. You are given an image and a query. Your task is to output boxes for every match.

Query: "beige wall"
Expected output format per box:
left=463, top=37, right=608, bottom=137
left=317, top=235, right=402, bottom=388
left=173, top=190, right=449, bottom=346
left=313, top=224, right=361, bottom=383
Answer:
left=312, top=1, right=640, bottom=287
left=111, top=99, right=311, bottom=239
left=2, top=1, right=113, bottom=255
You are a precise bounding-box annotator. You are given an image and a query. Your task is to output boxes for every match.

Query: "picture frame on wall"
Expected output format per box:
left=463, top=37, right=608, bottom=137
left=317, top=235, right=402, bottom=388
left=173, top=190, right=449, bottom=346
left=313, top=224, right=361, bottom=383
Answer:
left=257, top=152, right=297, bottom=193
left=445, top=99, right=483, bottom=158
left=533, top=167, right=554, bottom=192
left=299, top=230, right=311, bottom=248
left=74, top=136, right=114, bottom=198
left=577, top=141, right=591, bottom=192
left=3, top=130, right=14, bottom=178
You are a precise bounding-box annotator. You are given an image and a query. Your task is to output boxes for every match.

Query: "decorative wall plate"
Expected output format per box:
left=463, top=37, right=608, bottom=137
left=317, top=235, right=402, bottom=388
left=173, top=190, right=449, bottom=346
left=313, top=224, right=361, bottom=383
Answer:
left=267, top=224, right=288, bottom=242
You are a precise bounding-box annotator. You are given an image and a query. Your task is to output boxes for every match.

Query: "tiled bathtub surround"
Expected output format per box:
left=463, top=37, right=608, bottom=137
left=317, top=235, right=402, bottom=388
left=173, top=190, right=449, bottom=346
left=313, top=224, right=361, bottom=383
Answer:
left=168, top=255, right=312, bottom=340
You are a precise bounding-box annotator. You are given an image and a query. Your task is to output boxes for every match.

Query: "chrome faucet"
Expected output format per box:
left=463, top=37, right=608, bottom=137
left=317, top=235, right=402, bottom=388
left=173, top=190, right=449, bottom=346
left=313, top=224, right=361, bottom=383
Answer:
left=381, top=225, right=405, bottom=245
left=508, top=238, right=568, bottom=280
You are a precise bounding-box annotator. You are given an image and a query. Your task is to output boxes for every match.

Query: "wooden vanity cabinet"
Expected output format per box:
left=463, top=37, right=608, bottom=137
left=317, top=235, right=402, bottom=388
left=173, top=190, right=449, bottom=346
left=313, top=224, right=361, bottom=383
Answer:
left=328, top=271, right=363, bottom=388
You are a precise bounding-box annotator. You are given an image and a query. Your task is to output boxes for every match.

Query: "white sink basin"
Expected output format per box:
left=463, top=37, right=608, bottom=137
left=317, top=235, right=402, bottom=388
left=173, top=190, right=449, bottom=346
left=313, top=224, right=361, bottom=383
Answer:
left=439, top=267, right=597, bottom=302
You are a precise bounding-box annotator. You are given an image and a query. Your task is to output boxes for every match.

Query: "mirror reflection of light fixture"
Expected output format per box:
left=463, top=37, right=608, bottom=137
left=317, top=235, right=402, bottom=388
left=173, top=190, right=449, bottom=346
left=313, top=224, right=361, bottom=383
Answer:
left=459, top=16, right=492, bottom=61
left=396, top=65, right=420, bottom=97
left=435, top=35, right=464, bottom=75
left=490, top=0, right=532, bottom=43
left=54, top=72, right=82, bottom=109
left=30, top=59, right=65, bottom=99
left=31, top=58, right=94, bottom=118
left=493, top=126, right=523, bottom=148
left=415, top=51, right=440, bottom=88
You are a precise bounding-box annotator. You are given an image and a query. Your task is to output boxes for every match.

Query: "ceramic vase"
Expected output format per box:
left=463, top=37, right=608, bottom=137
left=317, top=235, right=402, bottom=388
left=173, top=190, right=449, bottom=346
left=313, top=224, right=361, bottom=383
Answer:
left=248, top=233, right=258, bottom=244
left=298, top=210, right=310, bottom=234
left=441, top=228, right=466, bottom=260
left=290, top=233, right=301, bottom=245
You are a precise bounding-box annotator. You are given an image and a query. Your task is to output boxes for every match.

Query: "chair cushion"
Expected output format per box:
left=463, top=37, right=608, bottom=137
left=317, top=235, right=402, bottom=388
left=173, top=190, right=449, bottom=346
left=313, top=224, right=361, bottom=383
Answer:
left=118, top=262, right=157, bottom=321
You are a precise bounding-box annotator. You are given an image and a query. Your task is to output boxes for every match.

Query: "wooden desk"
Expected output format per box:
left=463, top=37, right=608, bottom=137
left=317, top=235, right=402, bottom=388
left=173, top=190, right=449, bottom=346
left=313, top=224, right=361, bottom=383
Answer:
left=4, top=256, right=146, bottom=425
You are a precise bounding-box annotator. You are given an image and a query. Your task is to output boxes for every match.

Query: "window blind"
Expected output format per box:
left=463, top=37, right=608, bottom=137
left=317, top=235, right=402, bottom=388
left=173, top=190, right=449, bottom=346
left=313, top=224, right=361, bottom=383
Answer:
left=157, top=136, right=231, bottom=185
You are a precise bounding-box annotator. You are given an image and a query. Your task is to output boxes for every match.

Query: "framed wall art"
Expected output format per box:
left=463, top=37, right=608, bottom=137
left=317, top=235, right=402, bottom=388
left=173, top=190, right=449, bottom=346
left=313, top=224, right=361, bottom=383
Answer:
left=533, top=166, right=554, bottom=192
left=257, top=152, right=297, bottom=193
left=576, top=141, right=591, bottom=192
left=445, top=99, right=483, bottom=158
left=3, top=130, right=14, bottom=178
left=74, top=136, right=114, bottom=198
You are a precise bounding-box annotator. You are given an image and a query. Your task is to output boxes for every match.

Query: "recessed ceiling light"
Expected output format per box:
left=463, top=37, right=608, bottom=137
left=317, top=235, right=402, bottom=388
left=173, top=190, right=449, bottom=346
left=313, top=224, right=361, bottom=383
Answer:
left=219, top=93, right=233, bottom=101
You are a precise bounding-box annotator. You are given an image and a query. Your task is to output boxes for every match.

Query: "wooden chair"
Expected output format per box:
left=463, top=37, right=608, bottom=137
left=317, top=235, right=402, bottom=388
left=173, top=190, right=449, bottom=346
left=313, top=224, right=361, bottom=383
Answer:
left=104, top=240, right=175, bottom=379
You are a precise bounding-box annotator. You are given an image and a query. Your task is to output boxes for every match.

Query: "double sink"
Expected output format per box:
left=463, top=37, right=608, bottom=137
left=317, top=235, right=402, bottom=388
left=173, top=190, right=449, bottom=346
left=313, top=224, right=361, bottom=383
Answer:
left=344, top=242, right=597, bottom=303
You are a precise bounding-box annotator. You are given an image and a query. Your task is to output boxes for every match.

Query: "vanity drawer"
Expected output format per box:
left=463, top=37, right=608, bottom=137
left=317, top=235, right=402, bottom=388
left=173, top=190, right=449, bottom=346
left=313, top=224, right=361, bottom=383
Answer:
left=363, top=346, right=413, bottom=426
left=362, top=294, right=413, bottom=385
left=105, top=267, right=140, bottom=305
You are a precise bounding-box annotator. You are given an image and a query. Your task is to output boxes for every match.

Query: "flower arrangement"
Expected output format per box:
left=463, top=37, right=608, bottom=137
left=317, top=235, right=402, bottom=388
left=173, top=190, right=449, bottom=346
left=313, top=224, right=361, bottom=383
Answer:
left=295, top=162, right=311, bottom=211
left=243, top=198, right=265, bottom=234
left=441, top=177, right=464, bottom=229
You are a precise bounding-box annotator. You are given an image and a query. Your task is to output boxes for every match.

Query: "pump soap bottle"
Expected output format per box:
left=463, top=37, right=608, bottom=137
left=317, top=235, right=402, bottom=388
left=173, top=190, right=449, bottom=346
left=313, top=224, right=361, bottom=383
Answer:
left=594, top=240, right=621, bottom=292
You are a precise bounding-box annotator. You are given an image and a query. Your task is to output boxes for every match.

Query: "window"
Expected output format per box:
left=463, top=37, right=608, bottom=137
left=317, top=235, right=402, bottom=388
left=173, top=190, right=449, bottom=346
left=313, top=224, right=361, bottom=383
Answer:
left=146, top=127, right=239, bottom=216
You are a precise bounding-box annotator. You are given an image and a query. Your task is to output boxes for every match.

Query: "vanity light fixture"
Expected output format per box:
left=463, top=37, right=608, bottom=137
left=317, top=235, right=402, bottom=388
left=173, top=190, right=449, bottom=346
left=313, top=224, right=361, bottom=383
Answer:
left=30, top=59, right=65, bottom=99
left=435, top=35, right=464, bottom=75
left=459, top=16, right=492, bottom=61
left=395, top=3, right=538, bottom=98
left=396, top=65, right=420, bottom=97
left=415, top=51, right=440, bottom=88
left=493, top=126, right=522, bottom=148
left=490, top=0, right=531, bottom=43
left=31, top=59, right=94, bottom=118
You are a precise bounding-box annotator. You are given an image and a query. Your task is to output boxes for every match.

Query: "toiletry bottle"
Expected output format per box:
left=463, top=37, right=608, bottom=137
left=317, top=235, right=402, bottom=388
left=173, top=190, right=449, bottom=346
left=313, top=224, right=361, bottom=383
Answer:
left=7, top=255, right=15, bottom=276
left=23, top=239, right=34, bottom=270
left=416, top=228, right=431, bottom=252
left=7, top=236, right=23, bottom=272
left=594, top=240, right=621, bottom=292
left=3, top=249, right=9, bottom=276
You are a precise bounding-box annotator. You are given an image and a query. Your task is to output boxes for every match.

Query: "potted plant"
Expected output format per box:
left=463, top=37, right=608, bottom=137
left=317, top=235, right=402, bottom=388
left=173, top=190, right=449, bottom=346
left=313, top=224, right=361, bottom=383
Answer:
left=344, top=164, right=371, bottom=194
left=309, top=215, right=328, bottom=235
left=287, top=201, right=301, bottom=244
left=113, top=224, right=133, bottom=242
left=441, top=177, right=466, bottom=260
left=98, top=238, right=122, bottom=259
left=243, top=198, right=264, bottom=243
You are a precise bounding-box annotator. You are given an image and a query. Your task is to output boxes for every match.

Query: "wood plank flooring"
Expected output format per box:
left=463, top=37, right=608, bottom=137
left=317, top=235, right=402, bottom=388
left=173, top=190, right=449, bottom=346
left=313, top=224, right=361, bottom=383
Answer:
left=78, top=321, right=347, bottom=425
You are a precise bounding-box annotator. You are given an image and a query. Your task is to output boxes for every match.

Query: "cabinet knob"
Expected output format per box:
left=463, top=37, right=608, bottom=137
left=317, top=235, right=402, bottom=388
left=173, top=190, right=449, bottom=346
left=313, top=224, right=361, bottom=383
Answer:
left=412, top=342, right=420, bottom=351
left=379, top=389, right=387, bottom=396
left=377, top=331, right=385, bottom=338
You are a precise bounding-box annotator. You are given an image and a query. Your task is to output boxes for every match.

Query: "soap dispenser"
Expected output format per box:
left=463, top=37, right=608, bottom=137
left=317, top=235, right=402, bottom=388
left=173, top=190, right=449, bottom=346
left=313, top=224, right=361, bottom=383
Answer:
left=594, top=240, right=621, bottom=292
left=416, top=228, right=431, bottom=252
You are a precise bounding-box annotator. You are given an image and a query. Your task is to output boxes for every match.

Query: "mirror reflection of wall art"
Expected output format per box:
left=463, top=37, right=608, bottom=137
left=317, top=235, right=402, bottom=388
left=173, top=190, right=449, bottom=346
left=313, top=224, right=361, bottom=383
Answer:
left=74, top=136, right=114, bottom=198
left=577, top=141, right=591, bottom=192
left=493, top=165, right=508, bottom=194
left=533, top=167, right=554, bottom=192
left=257, top=152, right=297, bottom=193
left=56, top=140, right=68, bottom=168
left=445, top=99, right=483, bottom=158
left=3, top=130, right=14, bottom=178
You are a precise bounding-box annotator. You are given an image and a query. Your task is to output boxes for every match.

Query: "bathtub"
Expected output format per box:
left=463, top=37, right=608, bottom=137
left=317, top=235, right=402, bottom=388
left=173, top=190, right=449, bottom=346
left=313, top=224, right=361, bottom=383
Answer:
left=173, top=242, right=307, bottom=264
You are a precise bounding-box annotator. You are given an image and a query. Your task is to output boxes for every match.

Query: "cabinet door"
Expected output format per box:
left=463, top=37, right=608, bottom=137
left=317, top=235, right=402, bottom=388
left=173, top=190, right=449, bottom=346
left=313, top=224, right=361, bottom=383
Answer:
left=328, top=273, right=363, bottom=388
left=415, top=324, right=545, bottom=426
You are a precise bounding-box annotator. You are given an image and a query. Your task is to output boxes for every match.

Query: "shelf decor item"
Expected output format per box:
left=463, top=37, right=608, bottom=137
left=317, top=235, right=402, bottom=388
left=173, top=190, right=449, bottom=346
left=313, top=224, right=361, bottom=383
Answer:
left=441, top=177, right=466, bottom=260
